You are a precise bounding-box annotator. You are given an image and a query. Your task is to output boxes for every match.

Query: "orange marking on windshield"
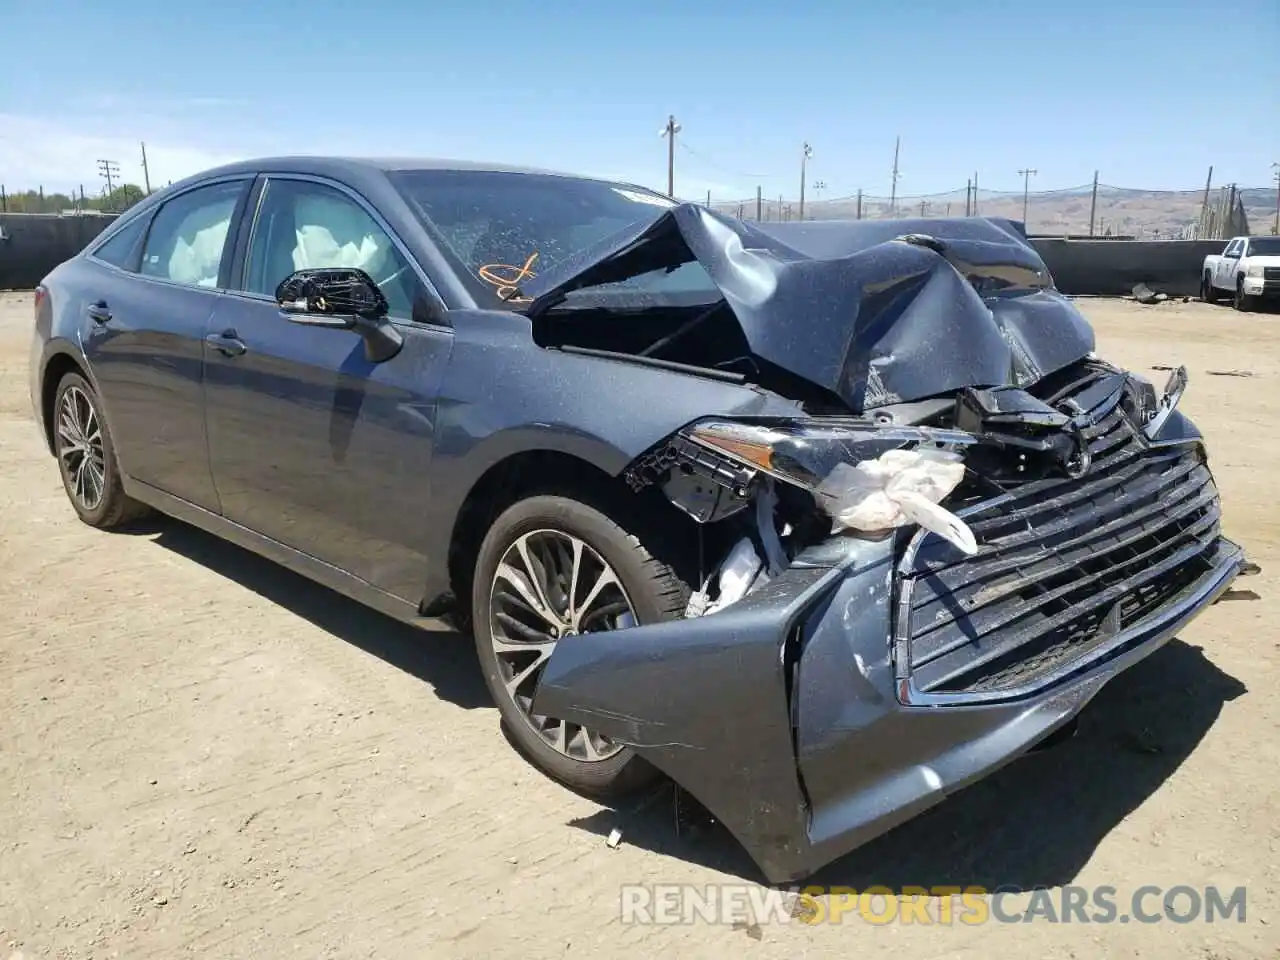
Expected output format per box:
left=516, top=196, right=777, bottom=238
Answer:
left=477, top=251, right=539, bottom=302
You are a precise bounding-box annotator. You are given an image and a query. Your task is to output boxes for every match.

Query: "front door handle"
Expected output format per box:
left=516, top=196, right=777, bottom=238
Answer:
left=205, top=330, right=247, bottom=358
left=86, top=301, right=112, bottom=324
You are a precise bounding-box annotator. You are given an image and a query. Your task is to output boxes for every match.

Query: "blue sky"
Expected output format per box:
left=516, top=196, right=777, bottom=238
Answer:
left=1, top=0, right=1276, bottom=201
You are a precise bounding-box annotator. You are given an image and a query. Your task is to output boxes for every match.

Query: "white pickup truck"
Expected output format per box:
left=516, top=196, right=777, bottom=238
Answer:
left=1201, top=235, right=1280, bottom=311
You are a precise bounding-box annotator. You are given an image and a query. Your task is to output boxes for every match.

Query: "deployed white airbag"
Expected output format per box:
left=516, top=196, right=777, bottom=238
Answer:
left=815, top=448, right=977, bottom=555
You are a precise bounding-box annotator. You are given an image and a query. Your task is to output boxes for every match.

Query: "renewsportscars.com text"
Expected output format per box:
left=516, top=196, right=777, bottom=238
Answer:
left=619, top=883, right=1247, bottom=927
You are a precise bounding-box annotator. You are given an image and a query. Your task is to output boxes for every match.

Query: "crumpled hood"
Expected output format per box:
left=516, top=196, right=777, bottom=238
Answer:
left=520, top=204, right=1096, bottom=412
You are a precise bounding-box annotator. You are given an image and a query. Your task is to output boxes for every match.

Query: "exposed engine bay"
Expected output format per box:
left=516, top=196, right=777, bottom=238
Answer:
left=622, top=357, right=1191, bottom=620
left=509, top=205, right=1198, bottom=619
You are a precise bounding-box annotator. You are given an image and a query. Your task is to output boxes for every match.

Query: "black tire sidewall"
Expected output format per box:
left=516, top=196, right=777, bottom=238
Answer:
left=471, top=494, right=670, bottom=794
left=52, top=372, right=122, bottom=526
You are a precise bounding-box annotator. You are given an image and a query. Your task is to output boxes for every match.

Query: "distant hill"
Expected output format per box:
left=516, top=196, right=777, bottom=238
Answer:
left=710, top=185, right=1277, bottom=238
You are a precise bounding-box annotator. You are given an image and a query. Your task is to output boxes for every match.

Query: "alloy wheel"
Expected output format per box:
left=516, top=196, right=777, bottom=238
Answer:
left=488, top=529, right=637, bottom=762
left=56, top=385, right=107, bottom=512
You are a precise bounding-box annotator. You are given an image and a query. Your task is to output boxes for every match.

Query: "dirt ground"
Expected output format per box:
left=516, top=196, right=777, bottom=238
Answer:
left=1, top=291, right=1277, bottom=959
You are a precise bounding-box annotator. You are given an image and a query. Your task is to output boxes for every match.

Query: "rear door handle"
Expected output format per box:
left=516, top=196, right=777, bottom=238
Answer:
left=205, top=330, right=247, bottom=358
left=86, top=301, right=112, bottom=324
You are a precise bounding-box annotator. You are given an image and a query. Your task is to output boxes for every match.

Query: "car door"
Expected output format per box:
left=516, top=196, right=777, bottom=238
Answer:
left=202, top=174, right=453, bottom=601
left=1218, top=239, right=1242, bottom=288
left=81, top=176, right=252, bottom=512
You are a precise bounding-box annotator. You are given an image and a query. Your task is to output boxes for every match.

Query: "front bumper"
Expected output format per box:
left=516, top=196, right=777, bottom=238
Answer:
left=1241, top=277, right=1280, bottom=298
left=534, top=445, right=1244, bottom=885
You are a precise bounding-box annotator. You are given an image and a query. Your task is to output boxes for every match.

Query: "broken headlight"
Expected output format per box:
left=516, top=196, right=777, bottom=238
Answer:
left=684, top=419, right=980, bottom=554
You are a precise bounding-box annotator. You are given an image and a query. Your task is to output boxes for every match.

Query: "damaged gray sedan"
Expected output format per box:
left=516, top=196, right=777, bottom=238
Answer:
left=31, top=158, right=1245, bottom=885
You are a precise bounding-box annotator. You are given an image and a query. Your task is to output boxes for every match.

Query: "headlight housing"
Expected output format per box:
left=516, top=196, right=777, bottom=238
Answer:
left=684, top=418, right=979, bottom=554
left=1247, top=264, right=1265, bottom=278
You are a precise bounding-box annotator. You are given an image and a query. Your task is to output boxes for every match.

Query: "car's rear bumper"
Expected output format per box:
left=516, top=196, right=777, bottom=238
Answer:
left=533, top=529, right=1244, bottom=885
left=28, top=326, right=46, bottom=441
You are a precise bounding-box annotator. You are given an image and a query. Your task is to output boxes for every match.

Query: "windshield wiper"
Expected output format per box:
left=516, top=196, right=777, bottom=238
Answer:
left=637, top=302, right=724, bottom=359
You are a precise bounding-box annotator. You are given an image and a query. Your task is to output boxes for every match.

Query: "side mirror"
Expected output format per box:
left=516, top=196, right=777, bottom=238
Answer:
left=275, top=267, right=403, bottom=362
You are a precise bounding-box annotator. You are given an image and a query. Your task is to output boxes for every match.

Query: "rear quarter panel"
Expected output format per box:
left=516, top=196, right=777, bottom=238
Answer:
left=29, top=258, right=101, bottom=449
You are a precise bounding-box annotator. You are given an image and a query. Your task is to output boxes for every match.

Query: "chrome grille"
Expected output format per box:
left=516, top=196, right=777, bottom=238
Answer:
left=896, top=381, right=1223, bottom=700
left=1263, top=266, right=1280, bottom=282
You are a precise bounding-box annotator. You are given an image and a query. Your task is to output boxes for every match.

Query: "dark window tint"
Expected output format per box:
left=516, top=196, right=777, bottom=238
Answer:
left=91, top=215, right=149, bottom=270
left=390, top=169, right=716, bottom=307
left=243, top=178, right=429, bottom=320
left=140, top=180, right=246, bottom=288
left=1246, top=237, right=1280, bottom=256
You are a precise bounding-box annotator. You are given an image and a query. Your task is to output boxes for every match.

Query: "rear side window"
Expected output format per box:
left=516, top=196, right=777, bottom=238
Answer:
left=140, top=180, right=246, bottom=288
left=91, top=215, right=149, bottom=270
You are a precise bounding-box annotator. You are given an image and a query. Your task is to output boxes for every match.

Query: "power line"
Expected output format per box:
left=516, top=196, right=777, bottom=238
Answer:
left=676, top=139, right=775, bottom=181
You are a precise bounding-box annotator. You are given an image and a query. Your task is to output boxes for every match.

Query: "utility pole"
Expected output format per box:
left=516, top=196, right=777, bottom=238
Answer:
left=756, top=185, right=762, bottom=221
left=965, top=178, right=972, bottom=216
left=919, top=199, right=928, bottom=217
left=889, top=136, right=901, bottom=215
left=141, top=141, right=152, bottom=194
left=706, top=189, right=711, bottom=208
left=972, top=171, right=980, bottom=216
left=97, top=158, right=120, bottom=202
left=1088, top=170, right=1099, bottom=237
left=1018, top=167, right=1037, bottom=226
left=1272, top=162, right=1279, bottom=235
left=799, top=142, right=812, bottom=220
left=855, top=189, right=863, bottom=220
left=778, top=195, right=784, bottom=221
left=660, top=115, right=681, bottom=197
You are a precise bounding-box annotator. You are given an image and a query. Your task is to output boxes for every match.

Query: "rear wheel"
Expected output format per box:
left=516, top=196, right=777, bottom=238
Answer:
left=51, top=372, right=150, bottom=528
left=1200, top=273, right=1219, bottom=304
left=471, top=493, right=692, bottom=796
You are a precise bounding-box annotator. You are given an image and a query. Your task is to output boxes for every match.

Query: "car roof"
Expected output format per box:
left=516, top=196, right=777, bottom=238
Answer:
left=179, top=155, right=646, bottom=188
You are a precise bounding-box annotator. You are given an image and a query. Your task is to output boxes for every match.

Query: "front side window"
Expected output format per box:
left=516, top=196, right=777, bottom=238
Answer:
left=140, top=180, right=245, bottom=288
left=243, top=179, right=428, bottom=320
left=91, top=214, right=149, bottom=270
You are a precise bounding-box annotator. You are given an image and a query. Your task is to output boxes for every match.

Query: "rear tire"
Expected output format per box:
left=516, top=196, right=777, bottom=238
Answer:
left=51, top=372, right=150, bottom=529
left=471, top=493, right=692, bottom=797
left=1200, top=273, right=1220, bottom=304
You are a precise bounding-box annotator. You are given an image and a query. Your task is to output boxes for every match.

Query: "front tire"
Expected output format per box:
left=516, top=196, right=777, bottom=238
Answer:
left=51, top=372, right=150, bottom=528
left=1200, top=273, right=1220, bottom=304
left=1234, top=277, right=1255, bottom=312
left=471, top=493, right=692, bottom=796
